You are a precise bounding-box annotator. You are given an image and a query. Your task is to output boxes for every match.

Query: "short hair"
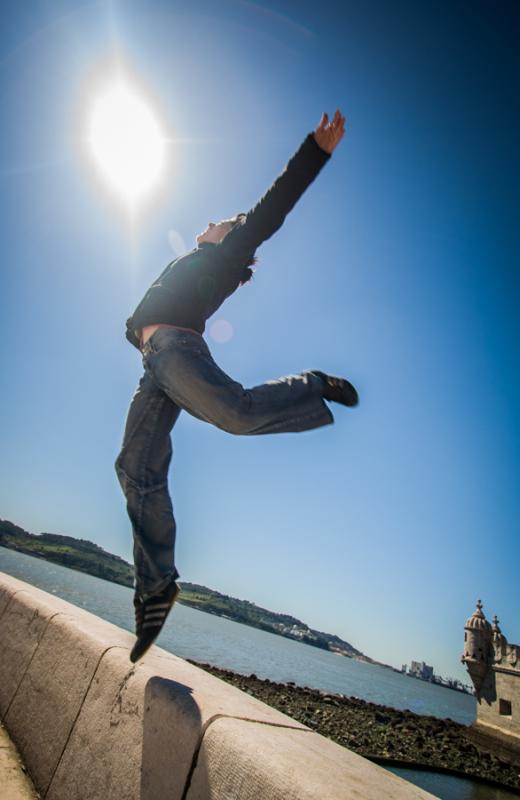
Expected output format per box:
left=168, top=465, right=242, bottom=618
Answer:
left=225, top=213, right=257, bottom=285
left=228, top=212, right=246, bottom=228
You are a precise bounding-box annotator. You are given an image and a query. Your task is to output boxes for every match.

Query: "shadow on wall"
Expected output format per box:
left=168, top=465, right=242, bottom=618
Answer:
left=479, top=669, right=497, bottom=706
left=141, top=675, right=206, bottom=800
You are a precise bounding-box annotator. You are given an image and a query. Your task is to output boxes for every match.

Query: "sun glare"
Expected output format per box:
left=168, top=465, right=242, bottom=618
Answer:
left=87, top=79, right=166, bottom=210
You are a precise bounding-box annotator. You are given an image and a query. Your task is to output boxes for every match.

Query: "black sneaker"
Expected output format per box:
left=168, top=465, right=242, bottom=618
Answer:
left=130, top=580, right=180, bottom=663
left=310, top=370, right=359, bottom=407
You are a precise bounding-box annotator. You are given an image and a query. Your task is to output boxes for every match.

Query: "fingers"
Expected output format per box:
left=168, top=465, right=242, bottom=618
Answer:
left=332, top=110, right=345, bottom=131
left=316, top=111, right=328, bottom=132
left=319, top=109, right=345, bottom=132
left=314, top=109, right=347, bottom=153
left=334, top=112, right=346, bottom=141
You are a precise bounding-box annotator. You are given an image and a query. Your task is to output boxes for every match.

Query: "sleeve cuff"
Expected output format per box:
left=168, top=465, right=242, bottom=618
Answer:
left=307, top=132, right=331, bottom=158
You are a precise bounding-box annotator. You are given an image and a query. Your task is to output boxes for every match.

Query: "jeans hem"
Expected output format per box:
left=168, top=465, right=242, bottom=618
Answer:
left=136, top=570, right=179, bottom=601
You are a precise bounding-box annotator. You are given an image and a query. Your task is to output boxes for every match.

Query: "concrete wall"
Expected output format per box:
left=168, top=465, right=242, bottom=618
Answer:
left=0, top=572, right=438, bottom=800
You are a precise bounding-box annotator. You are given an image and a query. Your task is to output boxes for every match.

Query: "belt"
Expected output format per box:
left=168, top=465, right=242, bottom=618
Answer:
left=141, top=340, right=154, bottom=356
left=140, top=324, right=202, bottom=355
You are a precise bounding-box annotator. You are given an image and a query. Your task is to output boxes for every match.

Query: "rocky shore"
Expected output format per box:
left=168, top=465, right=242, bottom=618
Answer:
left=189, top=660, right=520, bottom=793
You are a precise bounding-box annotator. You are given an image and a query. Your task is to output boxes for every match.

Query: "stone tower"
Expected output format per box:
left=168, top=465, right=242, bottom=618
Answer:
left=462, top=600, right=520, bottom=762
left=461, top=599, right=493, bottom=697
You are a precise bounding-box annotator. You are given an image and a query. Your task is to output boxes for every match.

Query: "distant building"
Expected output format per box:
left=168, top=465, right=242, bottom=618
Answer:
left=462, top=600, right=520, bottom=756
left=409, top=660, right=434, bottom=680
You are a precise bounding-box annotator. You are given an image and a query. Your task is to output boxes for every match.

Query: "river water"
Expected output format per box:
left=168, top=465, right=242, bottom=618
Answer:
left=1, top=548, right=517, bottom=800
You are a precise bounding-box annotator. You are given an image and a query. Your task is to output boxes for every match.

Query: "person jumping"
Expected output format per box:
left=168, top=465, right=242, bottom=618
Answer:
left=115, top=109, right=358, bottom=663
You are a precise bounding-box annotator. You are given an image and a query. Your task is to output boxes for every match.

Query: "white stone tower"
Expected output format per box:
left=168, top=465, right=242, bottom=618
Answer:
left=461, top=599, right=494, bottom=697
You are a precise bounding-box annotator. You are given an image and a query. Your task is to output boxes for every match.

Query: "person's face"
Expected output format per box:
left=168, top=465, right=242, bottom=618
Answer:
left=196, top=220, right=234, bottom=245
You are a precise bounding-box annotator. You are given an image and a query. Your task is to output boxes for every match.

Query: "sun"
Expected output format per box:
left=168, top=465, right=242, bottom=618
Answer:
left=86, top=78, right=166, bottom=211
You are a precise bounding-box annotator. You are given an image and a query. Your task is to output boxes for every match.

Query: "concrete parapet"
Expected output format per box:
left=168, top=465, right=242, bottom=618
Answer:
left=0, top=572, right=439, bottom=799
left=186, top=716, right=432, bottom=800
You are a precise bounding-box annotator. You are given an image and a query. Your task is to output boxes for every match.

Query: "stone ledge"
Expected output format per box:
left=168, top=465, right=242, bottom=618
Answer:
left=186, top=716, right=438, bottom=800
left=0, top=572, right=438, bottom=799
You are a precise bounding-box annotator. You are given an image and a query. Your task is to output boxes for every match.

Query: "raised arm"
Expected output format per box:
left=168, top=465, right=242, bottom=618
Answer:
left=216, top=110, right=346, bottom=262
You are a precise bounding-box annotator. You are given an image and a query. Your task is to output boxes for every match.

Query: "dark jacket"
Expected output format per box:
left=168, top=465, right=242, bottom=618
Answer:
left=125, top=132, right=331, bottom=350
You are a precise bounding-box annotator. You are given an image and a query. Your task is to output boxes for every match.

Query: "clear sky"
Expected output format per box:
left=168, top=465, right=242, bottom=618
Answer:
left=0, top=0, right=518, bottom=683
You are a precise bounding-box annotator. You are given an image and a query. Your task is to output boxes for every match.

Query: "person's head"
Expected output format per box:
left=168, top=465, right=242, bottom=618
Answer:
left=196, top=213, right=256, bottom=284
left=195, top=220, right=233, bottom=245
left=196, top=213, right=245, bottom=245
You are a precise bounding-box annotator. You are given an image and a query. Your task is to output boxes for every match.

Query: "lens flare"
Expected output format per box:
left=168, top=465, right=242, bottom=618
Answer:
left=210, top=319, right=234, bottom=344
left=168, top=229, right=187, bottom=258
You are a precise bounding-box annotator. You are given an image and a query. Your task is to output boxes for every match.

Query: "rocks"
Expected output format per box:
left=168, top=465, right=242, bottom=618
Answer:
left=187, top=659, right=520, bottom=793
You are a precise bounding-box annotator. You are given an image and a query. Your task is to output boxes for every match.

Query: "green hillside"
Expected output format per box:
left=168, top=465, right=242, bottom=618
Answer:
left=0, top=518, right=365, bottom=660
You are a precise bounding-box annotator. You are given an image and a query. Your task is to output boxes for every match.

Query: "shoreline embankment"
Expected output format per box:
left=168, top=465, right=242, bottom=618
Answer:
left=191, top=660, right=520, bottom=793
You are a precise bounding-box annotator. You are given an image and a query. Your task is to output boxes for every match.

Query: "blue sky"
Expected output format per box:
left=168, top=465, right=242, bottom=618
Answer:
left=0, top=0, right=518, bottom=682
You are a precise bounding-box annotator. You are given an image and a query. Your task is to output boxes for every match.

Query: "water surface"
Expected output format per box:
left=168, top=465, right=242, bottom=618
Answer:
left=0, top=548, right=475, bottom=723
left=387, top=766, right=519, bottom=800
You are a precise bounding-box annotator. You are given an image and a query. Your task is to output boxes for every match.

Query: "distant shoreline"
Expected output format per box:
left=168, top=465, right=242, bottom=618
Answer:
left=0, top=518, right=367, bottom=659
left=0, top=518, right=471, bottom=695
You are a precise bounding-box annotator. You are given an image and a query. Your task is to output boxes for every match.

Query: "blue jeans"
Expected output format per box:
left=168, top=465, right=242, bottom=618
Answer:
left=115, top=327, right=333, bottom=599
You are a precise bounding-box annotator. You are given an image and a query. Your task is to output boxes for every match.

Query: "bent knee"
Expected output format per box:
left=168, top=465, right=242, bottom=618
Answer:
left=114, top=450, right=128, bottom=478
left=218, top=413, right=256, bottom=436
left=114, top=450, right=140, bottom=491
left=208, top=391, right=255, bottom=435
left=114, top=453, right=130, bottom=491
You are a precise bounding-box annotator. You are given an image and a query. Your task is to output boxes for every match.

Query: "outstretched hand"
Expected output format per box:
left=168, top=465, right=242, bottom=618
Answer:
left=313, top=110, right=346, bottom=154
